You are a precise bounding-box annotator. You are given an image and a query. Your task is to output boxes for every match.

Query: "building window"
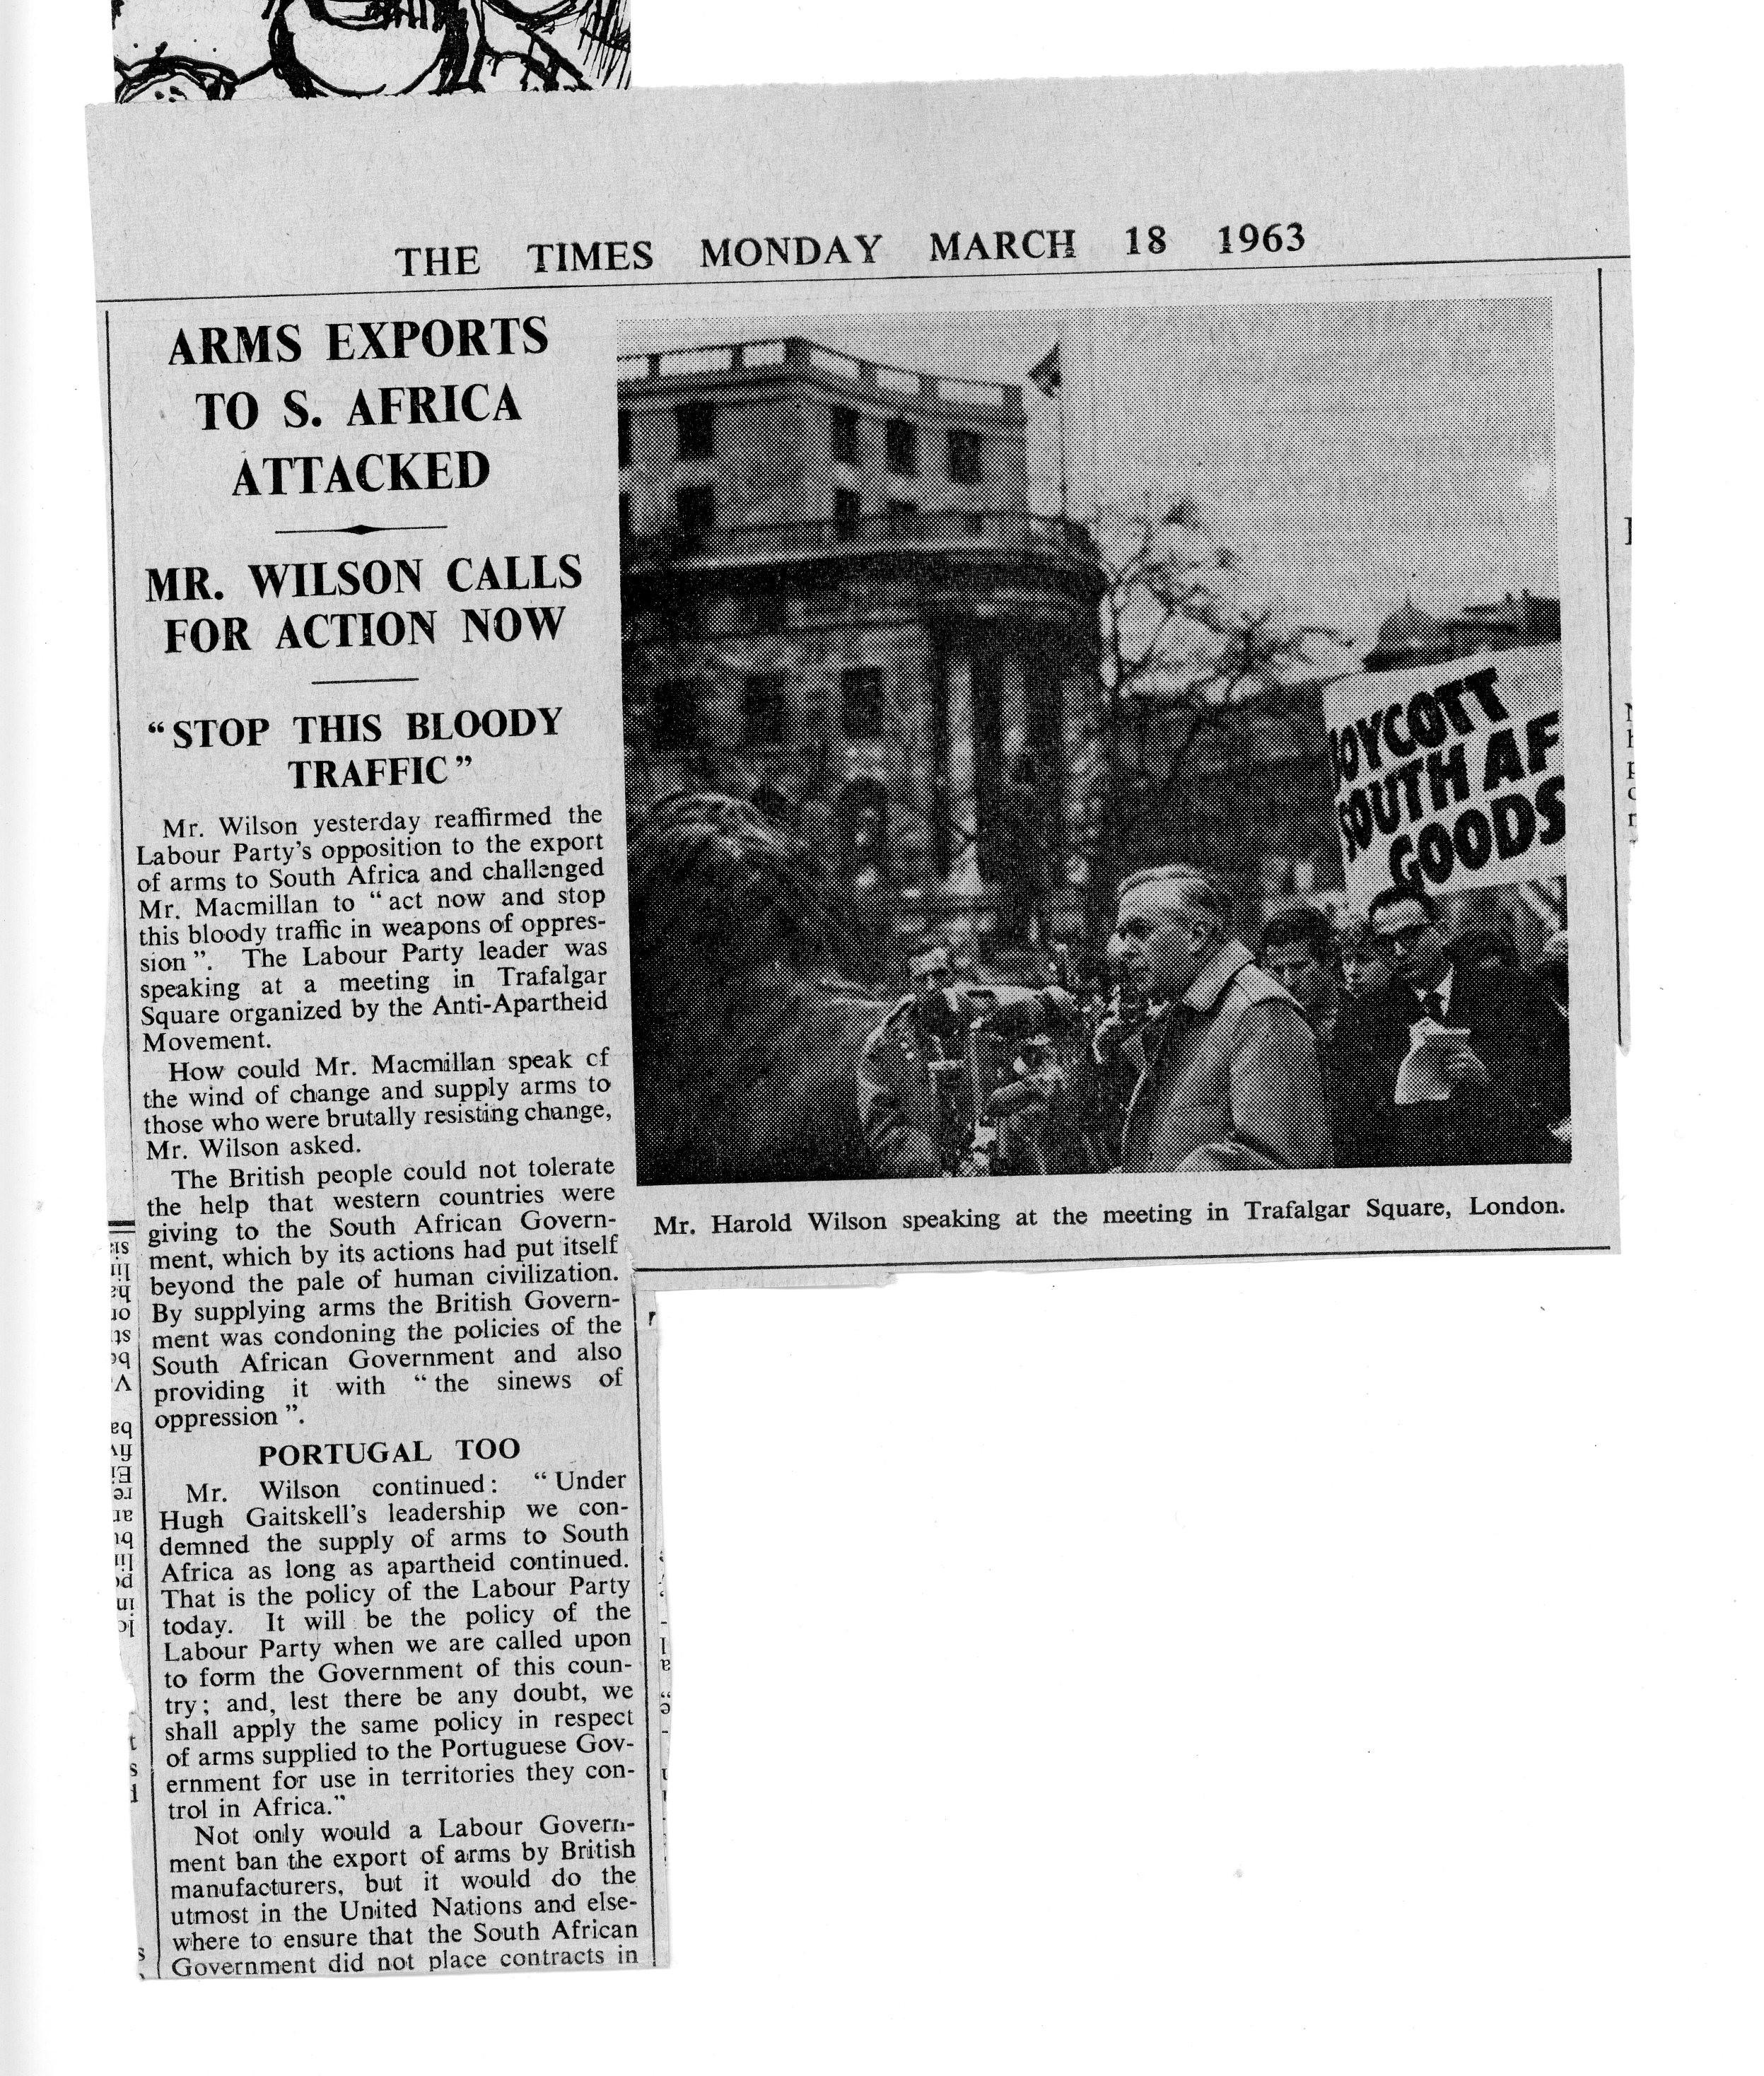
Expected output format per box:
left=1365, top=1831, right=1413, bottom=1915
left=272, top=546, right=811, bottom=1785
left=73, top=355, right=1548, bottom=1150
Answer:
left=655, top=588, right=702, bottom=643
left=831, top=406, right=861, bottom=467
left=619, top=493, right=631, bottom=542
left=833, top=488, right=862, bottom=541
left=618, top=409, right=631, bottom=468
left=650, top=680, right=699, bottom=753
left=884, top=417, right=918, bottom=477
left=674, top=400, right=715, bottom=460
left=840, top=668, right=884, bottom=740
left=947, top=428, right=983, bottom=485
left=742, top=674, right=788, bottom=747
left=744, top=588, right=786, bottom=635
left=886, top=498, right=919, bottom=534
left=675, top=482, right=715, bottom=540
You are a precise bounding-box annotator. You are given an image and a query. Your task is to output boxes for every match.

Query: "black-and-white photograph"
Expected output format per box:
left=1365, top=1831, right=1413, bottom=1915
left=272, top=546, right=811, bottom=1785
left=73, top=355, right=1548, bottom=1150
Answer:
left=621, top=302, right=1570, bottom=1185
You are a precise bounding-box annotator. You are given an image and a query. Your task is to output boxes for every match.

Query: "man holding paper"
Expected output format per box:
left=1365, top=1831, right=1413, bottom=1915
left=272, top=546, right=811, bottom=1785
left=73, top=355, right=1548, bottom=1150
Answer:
left=1338, top=888, right=1570, bottom=1166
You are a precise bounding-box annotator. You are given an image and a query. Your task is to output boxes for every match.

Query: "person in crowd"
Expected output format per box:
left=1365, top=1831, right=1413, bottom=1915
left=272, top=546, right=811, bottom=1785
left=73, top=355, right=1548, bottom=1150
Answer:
left=1452, top=919, right=1569, bottom=1043
left=1535, top=928, right=1572, bottom=1150
left=1449, top=925, right=1520, bottom=974
left=1095, top=869, right=1331, bottom=1172
left=856, top=941, right=971, bottom=1176
left=857, top=943, right=1077, bottom=1175
left=1337, top=914, right=1394, bottom=1002
left=1258, top=906, right=1391, bottom=1167
left=1077, top=945, right=1158, bottom=1167
left=1259, top=908, right=1343, bottom=1046
left=1338, top=886, right=1570, bottom=1165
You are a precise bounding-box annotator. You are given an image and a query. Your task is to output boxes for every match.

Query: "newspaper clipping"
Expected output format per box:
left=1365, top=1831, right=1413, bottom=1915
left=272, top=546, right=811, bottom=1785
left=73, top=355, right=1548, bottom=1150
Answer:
left=90, top=65, right=1630, bottom=1974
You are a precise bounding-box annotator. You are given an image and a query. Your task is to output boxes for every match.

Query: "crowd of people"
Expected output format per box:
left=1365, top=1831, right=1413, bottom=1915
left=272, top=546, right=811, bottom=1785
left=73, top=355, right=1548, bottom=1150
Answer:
left=855, top=875, right=1571, bottom=1177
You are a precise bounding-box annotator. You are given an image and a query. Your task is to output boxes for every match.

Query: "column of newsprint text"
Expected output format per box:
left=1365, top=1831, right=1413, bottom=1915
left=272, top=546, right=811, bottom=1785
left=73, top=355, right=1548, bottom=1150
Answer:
left=103, top=288, right=666, bottom=1976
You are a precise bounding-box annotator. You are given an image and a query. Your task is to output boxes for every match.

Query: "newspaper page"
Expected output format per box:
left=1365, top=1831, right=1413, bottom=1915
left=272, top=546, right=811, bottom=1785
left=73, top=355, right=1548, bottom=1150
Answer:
left=89, top=63, right=1626, bottom=1969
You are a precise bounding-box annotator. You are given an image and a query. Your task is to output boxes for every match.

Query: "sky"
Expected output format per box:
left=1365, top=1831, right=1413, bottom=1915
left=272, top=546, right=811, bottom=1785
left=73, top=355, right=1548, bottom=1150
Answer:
left=621, top=298, right=1558, bottom=655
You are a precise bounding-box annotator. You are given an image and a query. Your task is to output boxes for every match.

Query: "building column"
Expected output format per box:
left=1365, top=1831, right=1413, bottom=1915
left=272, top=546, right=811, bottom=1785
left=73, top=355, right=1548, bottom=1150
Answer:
left=941, top=646, right=986, bottom=904
left=1061, top=654, right=1090, bottom=899
left=1000, top=644, right=1028, bottom=768
left=969, top=643, right=1005, bottom=884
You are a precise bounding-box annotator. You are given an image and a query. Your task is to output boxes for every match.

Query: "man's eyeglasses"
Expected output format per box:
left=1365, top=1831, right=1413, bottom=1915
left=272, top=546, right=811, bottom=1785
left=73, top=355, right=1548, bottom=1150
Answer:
left=1116, top=913, right=1206, bottom=943
left=1370, top=921, right=1435, bottom=952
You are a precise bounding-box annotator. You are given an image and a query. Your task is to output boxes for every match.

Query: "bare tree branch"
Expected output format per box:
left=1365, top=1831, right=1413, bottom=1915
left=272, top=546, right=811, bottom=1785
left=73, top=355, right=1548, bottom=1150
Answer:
left=1073, top=495, right=1354, bottom=925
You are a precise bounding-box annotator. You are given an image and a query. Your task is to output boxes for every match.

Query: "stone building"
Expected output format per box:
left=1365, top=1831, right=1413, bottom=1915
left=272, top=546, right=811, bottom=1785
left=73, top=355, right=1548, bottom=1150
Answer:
left=619, top=335, right=1105, bottom=962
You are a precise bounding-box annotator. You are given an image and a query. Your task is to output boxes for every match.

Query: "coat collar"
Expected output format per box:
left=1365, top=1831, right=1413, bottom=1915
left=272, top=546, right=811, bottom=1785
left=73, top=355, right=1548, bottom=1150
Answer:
left=1181, top=939, right=1257, bottom=1015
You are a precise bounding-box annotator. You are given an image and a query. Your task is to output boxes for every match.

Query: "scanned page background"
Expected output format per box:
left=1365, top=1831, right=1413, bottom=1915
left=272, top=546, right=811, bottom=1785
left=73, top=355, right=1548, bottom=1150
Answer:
left=12, top=6, right=1764, bottom=2075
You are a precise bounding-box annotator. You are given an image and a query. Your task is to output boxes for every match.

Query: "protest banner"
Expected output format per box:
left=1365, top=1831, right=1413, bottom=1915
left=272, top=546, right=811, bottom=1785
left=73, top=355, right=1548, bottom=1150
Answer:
left=1322, top=643, right=1565, bottom=911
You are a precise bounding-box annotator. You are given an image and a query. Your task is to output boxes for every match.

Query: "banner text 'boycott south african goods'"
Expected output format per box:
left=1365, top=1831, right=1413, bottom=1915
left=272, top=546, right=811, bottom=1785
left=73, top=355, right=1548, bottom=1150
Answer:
left=1322, top=643, right=1565, bottom=909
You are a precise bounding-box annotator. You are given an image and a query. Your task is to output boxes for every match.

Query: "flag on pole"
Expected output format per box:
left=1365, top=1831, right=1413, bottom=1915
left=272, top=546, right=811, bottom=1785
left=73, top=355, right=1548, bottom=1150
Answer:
left=1027, top=344, right=1061, bottom=397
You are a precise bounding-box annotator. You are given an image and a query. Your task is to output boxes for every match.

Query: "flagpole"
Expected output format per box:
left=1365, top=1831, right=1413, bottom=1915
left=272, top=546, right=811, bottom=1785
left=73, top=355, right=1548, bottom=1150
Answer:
left=1056, top=358, right=1068, bottom=524
left=1029, top=344, right=1065, bottom=524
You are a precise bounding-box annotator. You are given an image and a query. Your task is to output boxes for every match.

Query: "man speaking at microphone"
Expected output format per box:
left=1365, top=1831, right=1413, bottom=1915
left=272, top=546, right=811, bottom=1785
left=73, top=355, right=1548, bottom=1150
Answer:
left=1100, top=869, right=1332, bottom=1173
